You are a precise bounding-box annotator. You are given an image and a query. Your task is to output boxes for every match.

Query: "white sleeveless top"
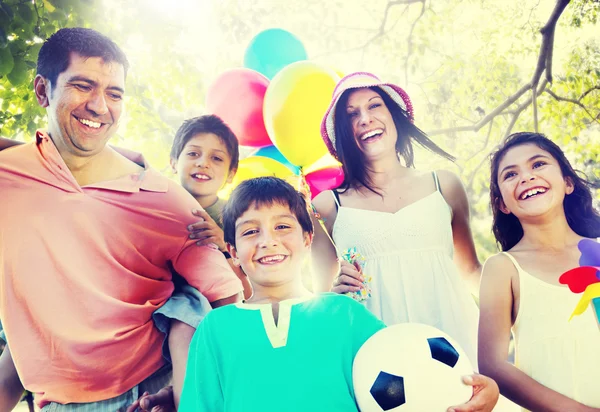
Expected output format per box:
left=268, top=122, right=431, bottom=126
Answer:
left=331, top=173, right=479, bottom=368
left=505, top=252, right=600, bottom=410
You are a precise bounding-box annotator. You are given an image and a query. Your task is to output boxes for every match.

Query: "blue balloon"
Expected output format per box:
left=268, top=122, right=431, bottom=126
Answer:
left=244, top=29, right=307, bottom=79
left=253, top=145, right=301, bottom=175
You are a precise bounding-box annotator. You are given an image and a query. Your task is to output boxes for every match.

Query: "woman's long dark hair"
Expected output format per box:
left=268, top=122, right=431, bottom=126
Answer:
left=490, top=132, right=600, bottom=251
left=334, top=86, right=455, bottom=194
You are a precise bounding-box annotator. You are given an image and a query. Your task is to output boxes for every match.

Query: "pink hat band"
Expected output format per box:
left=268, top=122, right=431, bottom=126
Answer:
left=320, top=72, right=414, bottom=158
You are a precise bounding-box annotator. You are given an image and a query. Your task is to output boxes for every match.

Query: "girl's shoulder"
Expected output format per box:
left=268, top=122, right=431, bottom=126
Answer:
left=482, top=252, right=520, bottom=280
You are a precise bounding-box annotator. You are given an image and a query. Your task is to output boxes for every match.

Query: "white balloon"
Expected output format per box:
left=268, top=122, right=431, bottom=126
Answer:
left=353, top=323, right=474, bottom=412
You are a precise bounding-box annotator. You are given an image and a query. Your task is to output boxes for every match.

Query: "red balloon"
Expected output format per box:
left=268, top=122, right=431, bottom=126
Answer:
left=305, top=166, right=344, bottom=199
left=206, top=68, right=272, bottom=147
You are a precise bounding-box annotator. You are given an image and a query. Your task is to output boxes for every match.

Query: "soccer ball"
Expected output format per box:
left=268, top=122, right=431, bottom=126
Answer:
left=353, top=323, right=474, bottom=411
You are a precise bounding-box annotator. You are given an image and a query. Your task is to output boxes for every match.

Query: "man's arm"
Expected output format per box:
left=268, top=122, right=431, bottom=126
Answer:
left=0, top=138, right=23, bottom=151
left=0, top=346, right=25, bottom=411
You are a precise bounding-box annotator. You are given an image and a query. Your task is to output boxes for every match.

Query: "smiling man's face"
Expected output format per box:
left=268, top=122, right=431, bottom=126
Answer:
left=39, top=52, right=125, bottom=158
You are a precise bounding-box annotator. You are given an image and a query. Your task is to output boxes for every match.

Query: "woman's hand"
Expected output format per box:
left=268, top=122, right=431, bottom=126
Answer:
left=331, top=260, right=364, bottom=294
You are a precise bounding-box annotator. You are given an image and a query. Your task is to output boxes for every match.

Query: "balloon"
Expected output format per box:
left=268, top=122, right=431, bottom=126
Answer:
left=244, top=28, right=308, bottom=79
left=263, top=61, right=340, bottom=168
left=205, top=68, right=271, bottom=148
left=253, top=145, right=300, bottom=175
left=304, top=153, right=341, bottom=174
left=333, top=68, right=345, bottom=78
left=219, top=156, right=295, bottom=199
left=353, top=324, right=473, bottom=412
left=305, top=166, right=344, bottom=199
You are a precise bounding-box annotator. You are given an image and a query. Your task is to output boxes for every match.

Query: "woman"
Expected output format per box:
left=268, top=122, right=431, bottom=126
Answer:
left=311, top=72, right=481, bottom=366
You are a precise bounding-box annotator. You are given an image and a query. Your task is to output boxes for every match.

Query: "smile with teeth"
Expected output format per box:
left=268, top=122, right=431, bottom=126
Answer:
left=76, top=117, right=102, bottom=129
left=520, top=187, right=547, bottom=200
left=258, top=254, right=287, bottom=264
left=191, top=173, right=211, bottom=180
left=360, top=129, right=383, bottom=140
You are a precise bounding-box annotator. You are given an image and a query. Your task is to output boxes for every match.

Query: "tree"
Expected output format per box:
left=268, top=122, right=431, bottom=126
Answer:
left=1, top=0, right=598, bottom=262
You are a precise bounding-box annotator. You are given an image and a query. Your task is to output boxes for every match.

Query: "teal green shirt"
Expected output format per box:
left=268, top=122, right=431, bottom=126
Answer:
left=179, top=293, right=386, bottom=412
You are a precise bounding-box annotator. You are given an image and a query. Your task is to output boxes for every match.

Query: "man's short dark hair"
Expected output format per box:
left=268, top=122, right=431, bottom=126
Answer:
left=222, top=177, right=313, bottom=247
left=170, top=115, right=240, bottom=172
left=37, top=27, right=129, bottom=87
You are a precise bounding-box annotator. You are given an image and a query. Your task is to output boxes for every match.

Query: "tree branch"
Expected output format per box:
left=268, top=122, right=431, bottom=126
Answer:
left=533, top=0, right=570, bottom=85
left=579, top=85, right=600, bottom=101
left=428, top=0, right=570, bottom=137
left=546, top=88, right=600, bottom=125
left=464, top=79, right=548, bottom=192
left=404, top=0, right=427, bottom=85
left=316, top=0, right=427, bottom=59
left=429, top=82, right=532, bottom=136
left=532, top=84, right=539, bottom=132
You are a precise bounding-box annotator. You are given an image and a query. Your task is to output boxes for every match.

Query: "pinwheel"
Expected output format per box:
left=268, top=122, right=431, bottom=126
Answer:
left=559, top=239, right=600, bottom=327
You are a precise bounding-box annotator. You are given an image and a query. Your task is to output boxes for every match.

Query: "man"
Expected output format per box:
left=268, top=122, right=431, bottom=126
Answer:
left=0, top=27, right=242, bottom=411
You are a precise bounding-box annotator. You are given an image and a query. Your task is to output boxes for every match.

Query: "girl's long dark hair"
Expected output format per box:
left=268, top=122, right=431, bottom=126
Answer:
left=334, top=86, right=455, bottom=194
left=490, top=132, right=600, bottom=251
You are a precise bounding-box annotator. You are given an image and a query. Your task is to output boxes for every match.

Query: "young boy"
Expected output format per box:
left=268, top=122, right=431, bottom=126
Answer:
left=139, top=115, right=252, bottom=409
left=169, top=114, right=252, bottom=299
left=179, top=177, right=500, bottom=412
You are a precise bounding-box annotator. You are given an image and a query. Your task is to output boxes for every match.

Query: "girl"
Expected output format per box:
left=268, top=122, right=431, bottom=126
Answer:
left=311, top=72, right=481, bottom=366
left=478, top=132, right=600, bottom=411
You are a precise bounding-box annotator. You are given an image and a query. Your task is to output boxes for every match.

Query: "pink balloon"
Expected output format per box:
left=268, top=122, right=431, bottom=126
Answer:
left=206, top=68, right=272, bottom=147
left=305, top=166, right=344, bottom=199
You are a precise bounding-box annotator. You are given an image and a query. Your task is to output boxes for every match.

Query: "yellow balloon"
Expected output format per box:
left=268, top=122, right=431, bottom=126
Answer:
left=263, top=61, right=340, bottom=168
left=218, top=156, right=295, bottom=199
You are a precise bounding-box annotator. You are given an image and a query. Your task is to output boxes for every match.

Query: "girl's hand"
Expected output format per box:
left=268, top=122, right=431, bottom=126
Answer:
left=188, top=209, right=227, bottom=252
left=331, top=260, right=364, bottom=294
left=447, top=374, right=499, bottom=412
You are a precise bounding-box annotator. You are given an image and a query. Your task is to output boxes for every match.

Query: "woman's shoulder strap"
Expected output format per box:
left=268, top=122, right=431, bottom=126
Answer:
left=331, top=190, right=341, bottom=210
left=432, top=170, right=441, bottom=193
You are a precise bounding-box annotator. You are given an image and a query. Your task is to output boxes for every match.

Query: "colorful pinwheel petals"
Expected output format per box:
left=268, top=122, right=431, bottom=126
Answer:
left=559, top=266, right=600, bottom=293
left=341, top=247, right=372, bottom=303
left=559, top=239, right=600, bottom=325
left=579, top=238, right=600, bottom=267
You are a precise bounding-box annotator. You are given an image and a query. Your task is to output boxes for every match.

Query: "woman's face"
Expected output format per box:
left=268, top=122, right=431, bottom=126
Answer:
left=344, top=88, right=398, bottom=160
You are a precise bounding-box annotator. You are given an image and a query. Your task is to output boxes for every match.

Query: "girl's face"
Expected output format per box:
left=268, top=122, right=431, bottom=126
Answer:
left=345, top=88, right=398, bottom=160
left=496, top=143, right=574, bottom=219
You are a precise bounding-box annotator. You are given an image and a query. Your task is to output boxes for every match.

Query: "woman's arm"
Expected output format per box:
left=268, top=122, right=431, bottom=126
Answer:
left=310, top=191, right=341, bottom=293
left=479, top=254, right=597, bottom=412
left=438, top=170, right=482, bottom=297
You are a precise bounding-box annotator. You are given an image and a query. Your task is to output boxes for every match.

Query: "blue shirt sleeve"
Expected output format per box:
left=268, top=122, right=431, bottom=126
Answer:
left=0, top=318, right=5, bottom=343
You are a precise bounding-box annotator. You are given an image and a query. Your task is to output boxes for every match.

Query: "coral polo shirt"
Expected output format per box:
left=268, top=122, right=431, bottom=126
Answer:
left=0, top=131, right=242, bottom=406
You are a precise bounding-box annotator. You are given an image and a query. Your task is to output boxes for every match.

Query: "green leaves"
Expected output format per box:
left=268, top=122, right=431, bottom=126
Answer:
left=0, top=46, right=13, bottom=75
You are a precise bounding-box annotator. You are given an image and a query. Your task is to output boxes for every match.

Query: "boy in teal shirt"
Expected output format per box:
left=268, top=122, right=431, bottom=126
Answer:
left=179, top=177, right=499, bottom=412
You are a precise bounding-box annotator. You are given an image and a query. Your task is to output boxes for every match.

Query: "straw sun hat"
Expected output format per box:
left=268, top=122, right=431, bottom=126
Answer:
left=320, top=71, right=414, bottom=158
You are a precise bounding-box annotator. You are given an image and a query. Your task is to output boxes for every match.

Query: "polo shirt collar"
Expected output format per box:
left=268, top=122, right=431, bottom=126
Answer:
left=36, top=130, right=167, bottom=193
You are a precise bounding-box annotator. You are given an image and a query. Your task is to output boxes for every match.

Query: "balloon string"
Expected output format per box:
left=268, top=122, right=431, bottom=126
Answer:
left=301, top=167, right=340, bottom=254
